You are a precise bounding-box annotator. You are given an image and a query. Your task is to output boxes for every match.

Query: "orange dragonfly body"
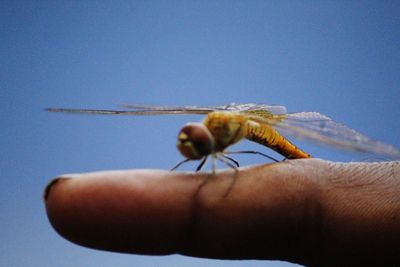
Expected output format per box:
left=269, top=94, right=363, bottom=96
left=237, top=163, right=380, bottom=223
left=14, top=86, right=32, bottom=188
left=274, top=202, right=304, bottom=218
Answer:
left=201, top=110, right=310, bottom=159
left=46, top=103, right=400, bottom=171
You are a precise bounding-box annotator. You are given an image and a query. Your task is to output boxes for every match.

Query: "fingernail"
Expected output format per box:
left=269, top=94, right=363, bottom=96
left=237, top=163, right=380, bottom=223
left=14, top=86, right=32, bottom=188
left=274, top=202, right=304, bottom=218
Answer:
left=43, top=177, right=69, bottom=201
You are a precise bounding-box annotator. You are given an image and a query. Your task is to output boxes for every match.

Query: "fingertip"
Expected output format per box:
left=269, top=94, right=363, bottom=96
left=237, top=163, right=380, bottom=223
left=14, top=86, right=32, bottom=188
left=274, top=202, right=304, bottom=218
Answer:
left=43, top=169, right=205, bottom=254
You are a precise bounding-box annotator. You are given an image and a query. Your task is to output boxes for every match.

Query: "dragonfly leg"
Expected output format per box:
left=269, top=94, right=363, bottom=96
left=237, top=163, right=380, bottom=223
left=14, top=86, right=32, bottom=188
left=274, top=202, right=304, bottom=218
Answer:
left=225, top=150, right=279, bottom=162
left=195, top=157, right=208, bottom=172
left=170, top=158, right=192, bottom=171
left=220, top=153, right=240, bottom=167
left=216, top=153, right=238, bottom=171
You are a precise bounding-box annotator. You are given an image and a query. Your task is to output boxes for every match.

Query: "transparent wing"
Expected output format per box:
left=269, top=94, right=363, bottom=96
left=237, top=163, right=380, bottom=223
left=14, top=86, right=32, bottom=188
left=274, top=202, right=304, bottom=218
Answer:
left=45, top=106, right=213, bottom=115
left=249, top=112, right=400, bottom=158
left=46, top=103, right=287, bottom=116
left=46, top=104, right=400, bottom=158
left=122, top=103, right=288, bottom=115
left=120, top=104, right=221, bottom=113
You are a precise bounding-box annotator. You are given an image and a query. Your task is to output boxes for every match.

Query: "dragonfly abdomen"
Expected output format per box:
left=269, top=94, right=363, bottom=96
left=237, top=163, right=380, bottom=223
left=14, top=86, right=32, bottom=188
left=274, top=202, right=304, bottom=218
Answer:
left=246, top=121, right=311, bottom=159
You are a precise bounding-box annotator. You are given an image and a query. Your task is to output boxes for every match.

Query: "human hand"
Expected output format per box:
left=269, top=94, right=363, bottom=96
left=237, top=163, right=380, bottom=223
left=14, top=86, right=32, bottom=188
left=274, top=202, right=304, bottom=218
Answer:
left=44, top=159, right=400, bottom=266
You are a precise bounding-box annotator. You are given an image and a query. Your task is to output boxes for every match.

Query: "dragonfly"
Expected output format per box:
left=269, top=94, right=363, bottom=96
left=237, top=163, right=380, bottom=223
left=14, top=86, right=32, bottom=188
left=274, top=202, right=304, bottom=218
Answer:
left=46, top=103, right=400, bottom=171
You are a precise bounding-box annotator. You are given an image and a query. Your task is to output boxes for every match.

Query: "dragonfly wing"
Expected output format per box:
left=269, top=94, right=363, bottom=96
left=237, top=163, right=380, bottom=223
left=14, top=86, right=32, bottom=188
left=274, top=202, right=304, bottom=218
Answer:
left=223, top=103, right=287, bottom=115
left=121, top=104, right=219, bottom=112
left=122, top=103, right=288, bottom=115
left=45, top=106, right=213, bottom=115
left=46, top=103, right=288, bottom=116
left=250, top=112, right=400, bottom=158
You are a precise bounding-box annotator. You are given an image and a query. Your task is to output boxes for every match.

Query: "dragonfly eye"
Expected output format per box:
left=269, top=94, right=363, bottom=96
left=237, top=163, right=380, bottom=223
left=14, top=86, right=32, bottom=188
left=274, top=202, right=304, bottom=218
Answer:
left=177, top=123, right=214, bottom=159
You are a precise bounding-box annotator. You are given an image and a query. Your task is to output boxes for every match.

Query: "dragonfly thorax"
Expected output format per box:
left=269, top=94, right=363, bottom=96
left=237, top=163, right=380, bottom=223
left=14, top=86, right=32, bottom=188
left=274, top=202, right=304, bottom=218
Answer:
left=176, top=123, right=214, bottom=159
left=203, top=111, right=248, bottom=151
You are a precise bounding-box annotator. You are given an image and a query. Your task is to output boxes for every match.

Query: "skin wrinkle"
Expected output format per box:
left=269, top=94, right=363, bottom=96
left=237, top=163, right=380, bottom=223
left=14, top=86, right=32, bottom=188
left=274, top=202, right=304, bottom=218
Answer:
left=220, top=168, right=276, bottom=257
left=180, top=172, right=210, bottom=255
left=276, top=161, right=322, bottom=265
left=279, top=160, right=325, bottom=266
left=222, top=169, right=241, bottom=198
left=326, top=162, right=390, bottom=188
left=392, top=161, right=399, bottom=182
left=182, top=170, right=247, bottom=258
left=332, top=162, right=400, bottom=198
left=317, top=161, right=400, bottom=266
left=388, top=162, right=400, bottom=224
left=179, top=170, right=221, bottom=256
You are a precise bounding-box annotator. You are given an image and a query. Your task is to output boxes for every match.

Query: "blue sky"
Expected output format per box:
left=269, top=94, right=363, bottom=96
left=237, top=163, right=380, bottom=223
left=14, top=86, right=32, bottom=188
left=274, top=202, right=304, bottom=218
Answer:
left=1, top=1, right=400, bottom=267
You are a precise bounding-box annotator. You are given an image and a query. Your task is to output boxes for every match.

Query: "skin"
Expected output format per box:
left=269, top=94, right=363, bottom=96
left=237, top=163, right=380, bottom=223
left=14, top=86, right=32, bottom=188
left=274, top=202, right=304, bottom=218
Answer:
left=44, top=158, right=400, bottom=266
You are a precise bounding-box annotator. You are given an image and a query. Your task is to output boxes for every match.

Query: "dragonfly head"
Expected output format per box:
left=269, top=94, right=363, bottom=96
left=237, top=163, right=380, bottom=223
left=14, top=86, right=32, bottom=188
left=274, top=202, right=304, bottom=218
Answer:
left=177, top=123, right=214, bottom=159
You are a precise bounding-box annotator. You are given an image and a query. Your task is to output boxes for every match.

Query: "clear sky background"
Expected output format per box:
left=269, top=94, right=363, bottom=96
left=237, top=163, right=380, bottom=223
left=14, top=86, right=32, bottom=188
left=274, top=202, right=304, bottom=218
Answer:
left=1, top=1, right=400, bottom=267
